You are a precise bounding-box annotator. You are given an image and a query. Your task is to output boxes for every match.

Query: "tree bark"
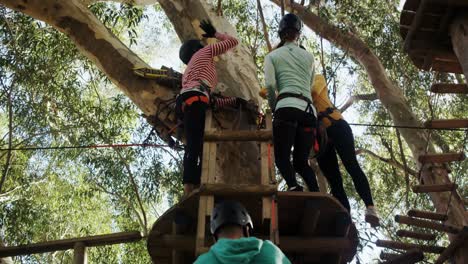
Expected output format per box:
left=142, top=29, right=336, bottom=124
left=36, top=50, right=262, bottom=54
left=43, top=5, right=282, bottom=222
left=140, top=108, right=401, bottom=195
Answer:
left=450, top=12, right=468, bottom=82
left=270, top=0, right=466, bottom=237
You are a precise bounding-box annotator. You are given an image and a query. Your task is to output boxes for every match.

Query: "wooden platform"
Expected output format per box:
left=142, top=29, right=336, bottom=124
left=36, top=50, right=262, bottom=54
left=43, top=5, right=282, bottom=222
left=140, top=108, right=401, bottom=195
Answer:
left=146, top=189, right=358, bottom=264
left=400, top=0, right=468, bottom=73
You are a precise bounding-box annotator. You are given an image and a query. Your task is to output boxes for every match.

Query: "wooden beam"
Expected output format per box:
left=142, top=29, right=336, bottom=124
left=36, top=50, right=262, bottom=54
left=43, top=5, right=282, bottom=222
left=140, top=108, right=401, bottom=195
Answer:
left=412, top=183, right=457, bottom=193
left=376, top=239, right=445, bottom=254
left=380, top=251, right=400, bottom=261
left=204, top=130, right=272, bottom=142
left=435, top=226, right=468, bottom=264
left=73, top=242, right=87, bottom=264
left=149, top=235, right=196, bottom=251
left=395, top=215, right=462, bottom=234
left=0, top=231, right=143, bottom=257
left=404, top=0, right=429, bottom=51
left=419, top=152, right=466, bottom=163
left=199, top=183, right=277, bottom=196
left=431, top=83, right=468, bottom=94
left=397, top=229, right=437, bottom=241
left=381, top=249, right=424, bottom=264
left=424, top=119, right=468, bottom=129
left=408, top=209, right=448, bottom=221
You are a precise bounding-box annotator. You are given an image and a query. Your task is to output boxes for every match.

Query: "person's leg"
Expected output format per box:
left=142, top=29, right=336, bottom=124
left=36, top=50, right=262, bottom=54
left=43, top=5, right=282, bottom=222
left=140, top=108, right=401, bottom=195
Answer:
left=273, top=108, right=299, bottom=189
left=292, top=111, right=319, bottom=192
left=329, top=120, right=374, bottom=207
left=316, top=141, right=351, bottom=211
left=182, top=101, right=207, bottom=194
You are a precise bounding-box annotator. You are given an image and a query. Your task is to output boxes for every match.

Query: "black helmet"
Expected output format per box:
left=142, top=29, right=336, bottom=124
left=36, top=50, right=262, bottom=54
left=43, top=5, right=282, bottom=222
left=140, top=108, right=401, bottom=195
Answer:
left=210, top=200, right=253, bottom=237
left=278, top=13, right=302, bottom=34
left=179, top=39, right=204, bottom=64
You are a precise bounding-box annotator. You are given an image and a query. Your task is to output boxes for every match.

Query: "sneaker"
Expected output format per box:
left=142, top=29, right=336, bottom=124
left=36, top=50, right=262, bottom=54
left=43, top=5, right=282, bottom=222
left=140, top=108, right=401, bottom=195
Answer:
left=365, top=206, right=380, bottom=227
left=288, top=185, right=304, bottom=192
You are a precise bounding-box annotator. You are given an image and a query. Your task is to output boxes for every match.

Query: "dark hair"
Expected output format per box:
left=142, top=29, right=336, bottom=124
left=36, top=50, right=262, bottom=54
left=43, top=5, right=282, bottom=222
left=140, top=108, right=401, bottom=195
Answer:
left=274, top=28, right=300, bottom=49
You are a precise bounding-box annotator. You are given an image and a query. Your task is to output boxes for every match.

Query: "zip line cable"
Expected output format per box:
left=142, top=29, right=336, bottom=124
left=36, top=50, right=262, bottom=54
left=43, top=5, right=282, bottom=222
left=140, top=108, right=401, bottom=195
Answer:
left=0, top=123, right=465, bottom=152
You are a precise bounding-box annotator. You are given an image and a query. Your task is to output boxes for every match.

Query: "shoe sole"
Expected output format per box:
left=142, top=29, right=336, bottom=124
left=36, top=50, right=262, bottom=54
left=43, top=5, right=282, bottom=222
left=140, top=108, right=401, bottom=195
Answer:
left=365, top=214, right=380, bottom=227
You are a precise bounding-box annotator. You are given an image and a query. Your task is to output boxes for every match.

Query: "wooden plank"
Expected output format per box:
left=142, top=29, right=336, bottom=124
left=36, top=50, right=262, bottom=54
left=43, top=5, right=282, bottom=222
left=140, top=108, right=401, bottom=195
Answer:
left=0, top=231, right=143, bottom=257
left=381, top=249, right=424, bottom=264
left=404, top=0, right=429, bottom=51
left=73, top=242, right=87, bottom=264
left=408, top=209, right=448, bottom=221
left=431, top=83, right=468, bottom=94
left=397, top=229, right=437, bottom=241
left=376, top=239, right=445, bottom=254
left=424, top=119, right=468, bottom=129
left=380, top=251, right=400, bottom=261
left=435, top=226, right=468, bottom=264
left=412, top=183, right=457, bottom=193
left=419, top=152, right=466, bottom=163
left=395, top=215, right=462, bottom=234
left=196, top=196, right=207, bottom=255
left=204, top=130, right=273, bottom=142
left=199, top=183, right=277, bottom=196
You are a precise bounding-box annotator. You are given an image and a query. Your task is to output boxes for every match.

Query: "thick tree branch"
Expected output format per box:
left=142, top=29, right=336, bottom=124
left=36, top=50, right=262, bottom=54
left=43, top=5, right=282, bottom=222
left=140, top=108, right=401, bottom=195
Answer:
left=81, top=0, right=158, bottom=6
left=356, top=148, right=417, bottom=177
left=257, top=0, right=272, bottom=52
left=339, top=93, right=377, bottom=113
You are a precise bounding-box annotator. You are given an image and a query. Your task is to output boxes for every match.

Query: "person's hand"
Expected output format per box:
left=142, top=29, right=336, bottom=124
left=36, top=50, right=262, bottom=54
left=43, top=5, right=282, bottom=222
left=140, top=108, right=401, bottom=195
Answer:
left=200, top=20, right=216, bottom=38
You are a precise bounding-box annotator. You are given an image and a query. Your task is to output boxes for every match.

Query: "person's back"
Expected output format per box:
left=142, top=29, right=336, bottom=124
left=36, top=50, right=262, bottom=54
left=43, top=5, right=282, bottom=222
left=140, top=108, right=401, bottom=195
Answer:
left=194, top=237, right=290, bottom=264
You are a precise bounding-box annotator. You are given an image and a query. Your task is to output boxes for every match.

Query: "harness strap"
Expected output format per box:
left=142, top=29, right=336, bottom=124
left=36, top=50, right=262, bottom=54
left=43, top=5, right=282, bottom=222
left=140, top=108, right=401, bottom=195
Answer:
left=276, top=92, right=312, bottom=105
left=181, top=95, right=209, bottom=112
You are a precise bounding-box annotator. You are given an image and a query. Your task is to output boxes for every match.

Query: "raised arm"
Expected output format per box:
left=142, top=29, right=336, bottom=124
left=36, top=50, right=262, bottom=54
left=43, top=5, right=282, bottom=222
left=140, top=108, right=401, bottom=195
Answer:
left=200, top=20, right=239, bottom=57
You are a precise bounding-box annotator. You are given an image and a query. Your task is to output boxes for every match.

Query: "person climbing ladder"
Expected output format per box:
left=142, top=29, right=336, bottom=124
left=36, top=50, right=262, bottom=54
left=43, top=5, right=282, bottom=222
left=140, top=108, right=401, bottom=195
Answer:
left=264, top=13, right=319, bottom=192
left=311, top=74, right=380, bottom=227
left=177, top=20, right=238, bottom=195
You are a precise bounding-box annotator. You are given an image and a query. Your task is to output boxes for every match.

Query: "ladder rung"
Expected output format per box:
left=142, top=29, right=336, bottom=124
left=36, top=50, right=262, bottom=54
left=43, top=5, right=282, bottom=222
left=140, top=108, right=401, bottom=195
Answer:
left=376, top=239, right=445, bottom=254
left=424, top=119, right=468, bottom=129
left=204, top=130, right=272, bottom=142
left=418, top=152, right=466, bottom=163
left=198, top=183, right=277, bottom=196
left=412, top=183, right=457, bottom=193
left=431, top=83, right=468, bottom=94
left=381, top=249, right=424, bottom=264
left=435, top=226, right=468, bottom=264
left=407, top=209, right=448, bottom=221
left=395, top=215, right=462, bottom=234
left=397, top=229, right=437, bottom=241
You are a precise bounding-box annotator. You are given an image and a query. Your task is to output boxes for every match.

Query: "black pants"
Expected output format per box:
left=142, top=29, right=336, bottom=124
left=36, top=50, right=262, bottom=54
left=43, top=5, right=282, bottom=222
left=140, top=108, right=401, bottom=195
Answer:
left=317, top=119, right=374, bottom=212
left=176, top=92, right=208, bottom=185
left=273, top=107, right=319, bottom=191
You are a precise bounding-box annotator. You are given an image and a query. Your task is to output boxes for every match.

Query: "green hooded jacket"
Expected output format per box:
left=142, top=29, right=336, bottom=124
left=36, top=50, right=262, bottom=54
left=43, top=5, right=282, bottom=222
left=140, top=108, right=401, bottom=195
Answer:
left=194, top=237, right=291, bottom=264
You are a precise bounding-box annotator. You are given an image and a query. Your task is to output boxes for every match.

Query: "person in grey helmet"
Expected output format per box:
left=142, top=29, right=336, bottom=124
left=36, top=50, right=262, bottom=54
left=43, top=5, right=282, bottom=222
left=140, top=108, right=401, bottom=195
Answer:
left=264, top=13, right=319, bottom=192
left=194, top=200, right=291, bottom=264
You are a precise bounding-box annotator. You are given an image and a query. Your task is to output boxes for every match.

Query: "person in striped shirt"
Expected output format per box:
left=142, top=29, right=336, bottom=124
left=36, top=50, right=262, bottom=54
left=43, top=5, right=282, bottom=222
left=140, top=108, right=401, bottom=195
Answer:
left=177, top=20, right=239, bottom=195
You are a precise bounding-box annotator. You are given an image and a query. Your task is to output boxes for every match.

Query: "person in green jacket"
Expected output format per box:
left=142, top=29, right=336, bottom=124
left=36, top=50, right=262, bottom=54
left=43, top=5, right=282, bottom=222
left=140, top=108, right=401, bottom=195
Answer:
left=194, top=200, right=291, bottom=264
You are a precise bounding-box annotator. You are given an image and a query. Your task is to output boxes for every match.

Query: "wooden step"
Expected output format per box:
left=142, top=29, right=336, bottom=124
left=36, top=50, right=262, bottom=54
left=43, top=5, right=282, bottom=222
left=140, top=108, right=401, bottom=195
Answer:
left=395, top=215, right=462, bottom=234
left=424, top=119, right=468, bottom=129
left=418, top=153, right=466, bottom=163
left=376, top=239, right=445, bottom=254
left=407, top=209, right=448, bottom=221
left=381, top=249, right=424, bottom=264
left=431, top=83, right=468, bottom=94
left=435, top=226, right=468, bottom=264
left=397, top=229, right=437, bottom=241
left=380, top=252, right=400, bottom=261
left=412, top=183, right=457, bottom=193
left=204, top=130, right=272, bottom=142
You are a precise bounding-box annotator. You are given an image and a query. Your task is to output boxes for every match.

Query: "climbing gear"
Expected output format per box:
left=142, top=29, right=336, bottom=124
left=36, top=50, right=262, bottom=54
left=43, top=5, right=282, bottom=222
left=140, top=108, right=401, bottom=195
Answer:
left=210, top=200, right=253, bottom=239
left=276, top=92, right=315, bottom=115
left=278, top=13, right=302, bottom=34
left=179, top=39, right=204, bottom=64
left=365, top=206, right=380, bottom=228
left=181, top=95, right=209, bottom=112
left=133, top=66, right=182, bottom=89
left=200, top=20, right=217, bottom=38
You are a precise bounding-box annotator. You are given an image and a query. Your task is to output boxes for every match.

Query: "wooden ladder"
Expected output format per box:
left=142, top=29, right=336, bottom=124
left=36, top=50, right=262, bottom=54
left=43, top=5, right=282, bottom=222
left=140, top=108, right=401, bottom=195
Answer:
left=194, top=110, right=277, bottom=255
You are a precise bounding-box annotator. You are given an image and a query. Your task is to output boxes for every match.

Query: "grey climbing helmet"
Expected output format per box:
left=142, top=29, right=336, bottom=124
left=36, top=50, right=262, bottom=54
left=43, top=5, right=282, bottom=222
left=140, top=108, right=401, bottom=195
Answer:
left=179, top=39, right=204, bottom=65
left=278, top=13, right=303, bottom=34
left=210, top=200, right=253, bottom=237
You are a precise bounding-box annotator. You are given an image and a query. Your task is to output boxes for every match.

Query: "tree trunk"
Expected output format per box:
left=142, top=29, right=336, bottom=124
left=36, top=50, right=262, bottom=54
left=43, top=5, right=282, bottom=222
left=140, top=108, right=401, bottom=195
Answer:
left=271, top=0, right=466, bottom=241
left=450, top=12, right=468, bottom=81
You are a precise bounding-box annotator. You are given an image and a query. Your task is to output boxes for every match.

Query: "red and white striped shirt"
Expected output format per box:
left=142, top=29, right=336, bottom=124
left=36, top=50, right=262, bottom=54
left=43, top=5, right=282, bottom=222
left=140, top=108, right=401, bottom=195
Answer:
left=181, top=32, right=239, bottom=95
